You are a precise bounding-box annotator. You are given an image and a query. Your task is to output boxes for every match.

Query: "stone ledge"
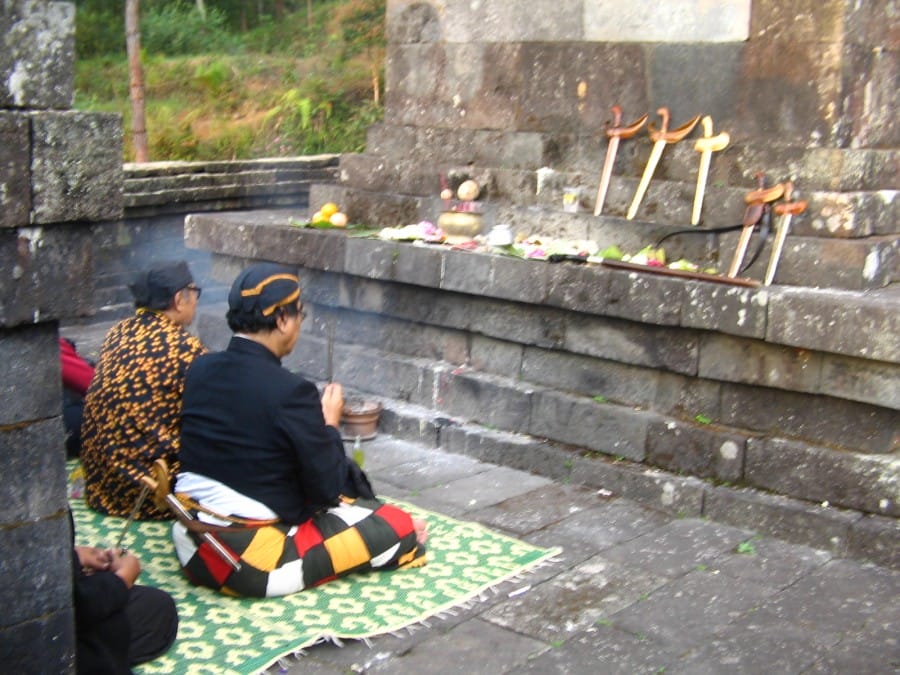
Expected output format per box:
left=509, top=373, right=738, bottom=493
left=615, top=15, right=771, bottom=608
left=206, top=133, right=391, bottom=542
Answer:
left=184, top=210, right=900, bottom=364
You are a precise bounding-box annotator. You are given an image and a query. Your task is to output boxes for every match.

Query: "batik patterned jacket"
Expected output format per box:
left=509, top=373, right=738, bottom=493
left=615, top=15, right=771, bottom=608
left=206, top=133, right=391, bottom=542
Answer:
left=81, top=309, right=205, bottom=519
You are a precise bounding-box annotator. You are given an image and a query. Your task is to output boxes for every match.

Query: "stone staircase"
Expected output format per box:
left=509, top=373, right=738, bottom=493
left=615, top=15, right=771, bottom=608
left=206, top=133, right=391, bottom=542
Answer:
left=334, top=123, right=899, bottom=292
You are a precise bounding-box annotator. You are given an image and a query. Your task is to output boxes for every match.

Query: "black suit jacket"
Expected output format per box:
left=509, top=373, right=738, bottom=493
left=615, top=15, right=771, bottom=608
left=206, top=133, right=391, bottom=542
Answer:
left=179, top=336, right=350, bottom=523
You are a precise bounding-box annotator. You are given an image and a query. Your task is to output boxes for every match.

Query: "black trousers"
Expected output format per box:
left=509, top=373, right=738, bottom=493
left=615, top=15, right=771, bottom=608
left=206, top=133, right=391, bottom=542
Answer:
left=127, top=585, right=179, bottom=666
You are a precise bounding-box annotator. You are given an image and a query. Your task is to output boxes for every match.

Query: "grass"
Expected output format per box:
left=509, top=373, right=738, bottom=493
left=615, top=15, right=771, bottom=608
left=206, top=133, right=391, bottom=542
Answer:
left=74, top=3, right=384, bottom=162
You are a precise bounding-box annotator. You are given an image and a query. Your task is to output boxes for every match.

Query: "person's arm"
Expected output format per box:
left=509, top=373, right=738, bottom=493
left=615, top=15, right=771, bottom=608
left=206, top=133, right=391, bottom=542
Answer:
left=72, top=550, right=133, bottom=625
left=279, top=380, right=349, bottom=506
left=59, top=338, right=95, bottom=395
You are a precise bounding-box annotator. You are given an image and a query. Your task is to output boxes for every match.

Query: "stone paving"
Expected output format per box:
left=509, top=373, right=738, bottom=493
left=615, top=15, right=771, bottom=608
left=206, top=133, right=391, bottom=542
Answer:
left=269, top=434, right=899, bottom=675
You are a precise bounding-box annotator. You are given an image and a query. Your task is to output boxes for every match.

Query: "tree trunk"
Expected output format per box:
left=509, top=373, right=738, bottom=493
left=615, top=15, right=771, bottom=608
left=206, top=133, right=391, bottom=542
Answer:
left=125, top=0, right=148, bottom=162
left=307, top=0, right=313, bottom=29
left=371, top=62, right=380, bottom=105
left=274, top=0, right=285, bottom=20
left=196, top=0, right=206, bottom=21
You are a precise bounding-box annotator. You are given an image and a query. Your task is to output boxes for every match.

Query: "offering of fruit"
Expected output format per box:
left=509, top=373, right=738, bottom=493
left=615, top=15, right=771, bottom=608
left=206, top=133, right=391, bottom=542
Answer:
left=457, top=180, right=480, bottom=201
left=320, top=202, right=340, bottom=219
left=329, top=212, right=348, bottom=228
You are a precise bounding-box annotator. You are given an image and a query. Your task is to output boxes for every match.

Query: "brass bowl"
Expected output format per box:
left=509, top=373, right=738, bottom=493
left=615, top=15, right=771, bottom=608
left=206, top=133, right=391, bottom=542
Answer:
left=438, top=211, right=483, bottom=242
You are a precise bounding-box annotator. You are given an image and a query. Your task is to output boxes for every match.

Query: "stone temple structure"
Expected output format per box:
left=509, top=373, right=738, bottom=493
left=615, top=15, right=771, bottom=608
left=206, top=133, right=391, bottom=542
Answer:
left=0, top=0, right=897, bottom=671
left=1, top=1, right=122, bottom=669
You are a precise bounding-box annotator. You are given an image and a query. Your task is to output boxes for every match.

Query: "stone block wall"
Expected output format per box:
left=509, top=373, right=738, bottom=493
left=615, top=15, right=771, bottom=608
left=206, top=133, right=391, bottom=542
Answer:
left=67, top=157, right=339, bottom=324
left=0, top=2, right=121, bottom=669
left=184, top=212, right=899, bottom=565
left=336, top=0, right=897, bottom=292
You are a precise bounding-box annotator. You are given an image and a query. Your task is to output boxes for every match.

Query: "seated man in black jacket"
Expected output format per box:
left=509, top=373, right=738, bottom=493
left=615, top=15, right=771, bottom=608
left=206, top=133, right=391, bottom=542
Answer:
left=172, top=262, right=426, bottom=598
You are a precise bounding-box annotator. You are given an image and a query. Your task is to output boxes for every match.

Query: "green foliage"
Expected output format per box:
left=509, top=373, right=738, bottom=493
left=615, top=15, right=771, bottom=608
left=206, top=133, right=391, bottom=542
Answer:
left=140, top=2, right=236, bottom=55
left=736, top=539, right=757, bottom=555
left=74, top=1, right=386, bottom=161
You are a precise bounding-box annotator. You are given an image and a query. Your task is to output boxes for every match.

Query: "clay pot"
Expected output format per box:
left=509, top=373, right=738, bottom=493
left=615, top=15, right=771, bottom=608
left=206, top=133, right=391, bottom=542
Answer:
left=341, top=400, right=383, bottom=440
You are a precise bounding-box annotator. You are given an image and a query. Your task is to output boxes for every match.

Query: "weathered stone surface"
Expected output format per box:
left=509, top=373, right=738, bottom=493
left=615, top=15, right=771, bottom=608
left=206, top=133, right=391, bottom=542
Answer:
left=468, top=334, right=523, bottom=377
left=0, top=0, right=74, bottom=109
left=587, top=0, right=751, bottom=42
left=720, top=381, right=898, bottom=454
left=435, top=367, right=534, bottom=433
left=0, top=225, right=93, bottom=327
left=763, top=558, right=898, bottom=636
left=767, top=286, right=900, bottom=362
left=0, top=322, right=60, bottom=423
left=344, top=236, right=398, bottom=281
left=846, top=513, right=900, bottom=569
left=605, top=269, right=684, bottom=326
left=337, top=309, right=468, bottom=365
left=0, top=111, right=30, bottom=229
left=485, top=555, right=668, bottom=642
left=333, top=342, right=432, bottom=406
left=517, top=43, right=648, bottom=137
left=0, top=514, right=72, bottom=629
left=793, top=190, right=899, bottom=238
left=703, top=485, right=860, bottom=555
left=30, top=111, right=123, bottom=224
left=682, top=284, right=768, bottom=339
left=467, top=296, right=566, bottom=349
left=841, top=42, right=898, bottom=149
left=394, top=240, right=445, bottom=288
left=698, top=332, right=823, bottom=394
left=645, top=418, right=746, bottom=482
left=544, top=262, right=610, bottom=315
left=653, top=370, right=724, bottom=421
left=439, top=248, right=491, bottom=296
left=529, top=389, right=655, bottom=461
left=0, top=418, right=68, bottom=522
left=602, top=518, right=753, bottom=578
left=673, top=610, right=830, bottom=673
left=521, top=345, right=659, bottom=409
left=745, top=438, right=900, bottom=516
left=738, top=2, right=845, bottom=146
left=564, top=314, right=699, bottom=375
left=0, top=610, right=74, bottom=674
left=822, top=352, right=900, bottom=410
left=337, top=152, right=396, bottom=194
left=750, top=234, right=898, bottom=291
left=649, top=43, right=744, bottom=129
left=614, top=569, right=780, bottom=647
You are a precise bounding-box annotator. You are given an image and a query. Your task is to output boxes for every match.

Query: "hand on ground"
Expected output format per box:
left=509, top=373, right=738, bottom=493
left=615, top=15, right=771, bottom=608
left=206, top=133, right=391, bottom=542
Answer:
left=413, top=518, right=428, bottom=545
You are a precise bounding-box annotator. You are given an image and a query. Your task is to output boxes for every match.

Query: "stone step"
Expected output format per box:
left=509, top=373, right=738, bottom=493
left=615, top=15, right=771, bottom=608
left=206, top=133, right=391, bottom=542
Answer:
left=189, top=305, right=898, bottom=523
left=61, top=311, right=897, bottom=569
left=363, top=389, right=900, bottom=570
left=365, top=122, right=900, bottom=194
left=314, top=180, right=897, bottom=291
left=340, top=152, right=898, bottom=238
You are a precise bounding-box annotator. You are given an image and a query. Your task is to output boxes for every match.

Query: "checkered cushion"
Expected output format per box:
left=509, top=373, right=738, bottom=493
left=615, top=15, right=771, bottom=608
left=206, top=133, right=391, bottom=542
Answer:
left=171, top=497, right=426, bottom=597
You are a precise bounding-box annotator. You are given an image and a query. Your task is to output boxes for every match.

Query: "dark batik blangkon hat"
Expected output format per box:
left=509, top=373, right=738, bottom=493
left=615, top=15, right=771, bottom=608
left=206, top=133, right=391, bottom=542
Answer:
left=129, top=260, right=194, bottom=310
left=228, top=263, right=300, bottom=317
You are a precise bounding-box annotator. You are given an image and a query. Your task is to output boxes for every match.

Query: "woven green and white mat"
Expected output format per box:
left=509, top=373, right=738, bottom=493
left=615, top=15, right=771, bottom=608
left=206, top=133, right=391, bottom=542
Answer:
left=69, top=466, right=560, bottom=674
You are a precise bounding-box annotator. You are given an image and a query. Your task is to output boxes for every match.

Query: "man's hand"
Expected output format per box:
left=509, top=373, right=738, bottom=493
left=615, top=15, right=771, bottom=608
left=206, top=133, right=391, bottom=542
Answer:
left=75, top=546, right=112, bottom=573
left=321, top=382, right=344, bottom=428
left=107, top=549, right=142, bottom=589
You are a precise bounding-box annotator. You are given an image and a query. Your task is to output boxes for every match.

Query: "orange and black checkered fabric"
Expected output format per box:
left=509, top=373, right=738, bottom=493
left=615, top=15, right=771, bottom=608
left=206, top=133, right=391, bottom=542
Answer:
left=81, top=310, right=205, bottom=519
left=172, top=497, right=426, bottom=597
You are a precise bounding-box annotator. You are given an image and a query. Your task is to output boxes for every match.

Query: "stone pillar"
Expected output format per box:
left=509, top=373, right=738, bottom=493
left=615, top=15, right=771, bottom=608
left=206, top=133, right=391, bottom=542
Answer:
left=0, top=2, right=123, bottom=670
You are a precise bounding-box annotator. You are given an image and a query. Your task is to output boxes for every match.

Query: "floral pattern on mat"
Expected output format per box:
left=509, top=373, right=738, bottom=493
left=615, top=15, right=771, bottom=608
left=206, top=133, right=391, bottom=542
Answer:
left=69, top=462, right=560, bottom=675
